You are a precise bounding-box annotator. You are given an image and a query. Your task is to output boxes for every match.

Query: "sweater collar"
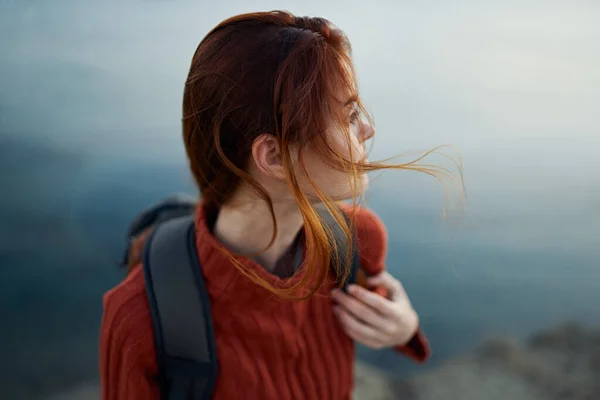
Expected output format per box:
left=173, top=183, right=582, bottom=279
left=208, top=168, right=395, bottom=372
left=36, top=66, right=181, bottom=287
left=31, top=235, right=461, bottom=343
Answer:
left=193, top=202, right=330, bottom=304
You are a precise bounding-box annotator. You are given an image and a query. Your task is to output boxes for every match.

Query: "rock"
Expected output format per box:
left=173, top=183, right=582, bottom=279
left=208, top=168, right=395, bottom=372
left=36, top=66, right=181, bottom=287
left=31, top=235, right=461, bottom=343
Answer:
left=392, top=323, right=600, bottom=400
left=354, top=361, right=397, bottom=400
left=392, top=360, right=544, bottom=400
left=45, top=382, right=99, bottom=400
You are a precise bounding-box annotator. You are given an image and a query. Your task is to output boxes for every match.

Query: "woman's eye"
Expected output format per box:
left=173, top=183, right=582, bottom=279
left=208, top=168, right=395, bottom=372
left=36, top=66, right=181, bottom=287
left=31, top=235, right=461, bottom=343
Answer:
left=349, top=110, right=359, bottom=124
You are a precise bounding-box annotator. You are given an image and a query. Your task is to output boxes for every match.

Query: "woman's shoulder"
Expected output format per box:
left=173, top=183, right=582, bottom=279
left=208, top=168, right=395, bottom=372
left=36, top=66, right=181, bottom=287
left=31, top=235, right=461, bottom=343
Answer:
left=101, top=266, right=156, bottom=361
left=338, top=203, right=388, bottom=274
left=103, top=265, right=149, bottom=315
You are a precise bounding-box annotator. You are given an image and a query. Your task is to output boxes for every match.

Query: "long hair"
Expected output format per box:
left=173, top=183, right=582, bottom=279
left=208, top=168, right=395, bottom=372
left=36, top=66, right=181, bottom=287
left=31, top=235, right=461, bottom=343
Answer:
left=182, top=10, right=461, bottom=299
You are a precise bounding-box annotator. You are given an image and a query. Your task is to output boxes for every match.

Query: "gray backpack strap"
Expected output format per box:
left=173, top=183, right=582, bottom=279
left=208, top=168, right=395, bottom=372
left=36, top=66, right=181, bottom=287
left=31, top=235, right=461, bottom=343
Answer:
left=316, top=207, right=362, bottom=288
left=142, top=215, right=218, bottom=400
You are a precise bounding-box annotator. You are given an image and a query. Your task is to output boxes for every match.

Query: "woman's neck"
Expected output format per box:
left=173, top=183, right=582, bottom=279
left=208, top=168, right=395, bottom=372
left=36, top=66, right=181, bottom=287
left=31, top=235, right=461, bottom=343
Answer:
left=212, top=195, right=304, bottom=272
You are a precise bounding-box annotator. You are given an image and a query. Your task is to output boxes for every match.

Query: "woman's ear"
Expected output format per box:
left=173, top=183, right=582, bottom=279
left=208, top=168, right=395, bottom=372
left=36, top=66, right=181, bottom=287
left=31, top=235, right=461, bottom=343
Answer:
left=251, top=134, right=285, bottom=179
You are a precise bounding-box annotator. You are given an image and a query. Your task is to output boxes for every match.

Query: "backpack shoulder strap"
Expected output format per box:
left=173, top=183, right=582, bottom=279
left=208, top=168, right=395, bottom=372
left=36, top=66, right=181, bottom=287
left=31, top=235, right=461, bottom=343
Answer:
left=142, top=215, right=218, bottom=400
left=315, top=206, right=362, bottom=288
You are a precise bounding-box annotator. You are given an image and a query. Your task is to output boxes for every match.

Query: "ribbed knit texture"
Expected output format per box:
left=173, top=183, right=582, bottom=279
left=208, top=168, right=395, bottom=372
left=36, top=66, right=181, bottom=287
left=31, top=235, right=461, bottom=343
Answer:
left=100, top=203, right=430, bottom=400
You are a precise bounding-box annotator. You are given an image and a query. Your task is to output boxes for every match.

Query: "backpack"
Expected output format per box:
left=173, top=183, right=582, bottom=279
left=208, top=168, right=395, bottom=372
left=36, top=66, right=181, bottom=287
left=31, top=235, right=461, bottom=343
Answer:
left=123, top=194, right=362, bottom=400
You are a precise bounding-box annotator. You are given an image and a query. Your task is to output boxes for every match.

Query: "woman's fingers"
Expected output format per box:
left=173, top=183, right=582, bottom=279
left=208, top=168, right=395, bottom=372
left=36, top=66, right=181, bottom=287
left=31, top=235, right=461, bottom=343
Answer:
left=331, top=289, right=395, bottom=334
left=333, top=306, right=384, bottom=349
left=332, top=273, right=420, bottom=348
left=344, top=285, right=397, bottom=317
left=366, top=271, right=406, bottom=301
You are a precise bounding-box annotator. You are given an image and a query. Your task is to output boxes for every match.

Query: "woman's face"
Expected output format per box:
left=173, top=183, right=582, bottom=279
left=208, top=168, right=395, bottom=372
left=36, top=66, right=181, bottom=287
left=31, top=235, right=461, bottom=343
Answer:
left=296, top=101, right=375, bottom=202
left=247, top=66, right=374, bottom=205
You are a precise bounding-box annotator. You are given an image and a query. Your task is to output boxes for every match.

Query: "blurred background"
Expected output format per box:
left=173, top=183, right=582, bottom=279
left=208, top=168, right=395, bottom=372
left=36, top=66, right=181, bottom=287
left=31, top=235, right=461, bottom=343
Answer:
left=0, top=0, right=598, bottom=399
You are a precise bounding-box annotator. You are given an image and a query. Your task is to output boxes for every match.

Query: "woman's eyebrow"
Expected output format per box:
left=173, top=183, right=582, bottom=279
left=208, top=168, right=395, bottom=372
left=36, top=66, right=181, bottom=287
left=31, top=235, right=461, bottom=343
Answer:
left=344, top=95, right=358, bottom=107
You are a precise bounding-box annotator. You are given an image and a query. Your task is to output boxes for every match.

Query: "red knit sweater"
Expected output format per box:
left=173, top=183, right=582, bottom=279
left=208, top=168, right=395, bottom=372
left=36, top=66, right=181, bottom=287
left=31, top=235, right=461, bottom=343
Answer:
left=99, top=204, right=430, bottom=400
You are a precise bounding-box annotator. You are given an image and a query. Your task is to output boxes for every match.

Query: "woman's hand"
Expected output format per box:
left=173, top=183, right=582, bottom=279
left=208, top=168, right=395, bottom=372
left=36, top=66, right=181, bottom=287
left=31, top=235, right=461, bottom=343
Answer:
left=331, top=271, right=419, bottom=349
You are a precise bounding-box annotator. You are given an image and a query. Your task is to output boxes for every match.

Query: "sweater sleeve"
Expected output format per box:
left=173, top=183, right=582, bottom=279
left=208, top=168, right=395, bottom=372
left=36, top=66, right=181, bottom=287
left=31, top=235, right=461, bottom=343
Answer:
left=99, top=270, right=160, bottom=400
left=340, top=203, right=431, bottom=363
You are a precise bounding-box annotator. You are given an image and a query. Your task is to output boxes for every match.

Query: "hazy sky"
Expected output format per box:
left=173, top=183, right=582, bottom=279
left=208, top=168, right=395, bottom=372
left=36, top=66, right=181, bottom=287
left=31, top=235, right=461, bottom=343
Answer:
left=0, top=0, right=598, bottom=241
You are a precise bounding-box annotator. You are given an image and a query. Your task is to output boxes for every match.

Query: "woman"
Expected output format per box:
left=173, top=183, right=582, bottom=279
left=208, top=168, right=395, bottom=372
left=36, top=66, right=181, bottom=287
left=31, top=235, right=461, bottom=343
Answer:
left=100, top=10, right=432, bottom=400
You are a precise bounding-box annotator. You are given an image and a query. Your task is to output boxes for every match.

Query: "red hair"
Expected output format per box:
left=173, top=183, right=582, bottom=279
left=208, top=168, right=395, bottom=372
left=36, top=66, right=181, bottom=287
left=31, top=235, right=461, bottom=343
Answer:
left=182, top=11, right=461, bottom=299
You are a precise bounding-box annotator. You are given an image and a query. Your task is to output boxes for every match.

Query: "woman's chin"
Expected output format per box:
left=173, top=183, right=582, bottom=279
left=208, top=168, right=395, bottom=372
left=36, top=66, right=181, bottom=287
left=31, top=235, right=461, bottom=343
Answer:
left=352, top=174, right=369, bottom=195
left=304, top=174, right=370, bottom=203
left=360, top=173, right=369, bottom=189
left=335, top=176, right=370, bottom=201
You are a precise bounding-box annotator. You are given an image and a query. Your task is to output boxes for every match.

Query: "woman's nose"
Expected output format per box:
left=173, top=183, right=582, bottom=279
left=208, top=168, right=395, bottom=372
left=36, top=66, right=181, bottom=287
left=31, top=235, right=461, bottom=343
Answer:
left=359, top=119, right=375, bottom=143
